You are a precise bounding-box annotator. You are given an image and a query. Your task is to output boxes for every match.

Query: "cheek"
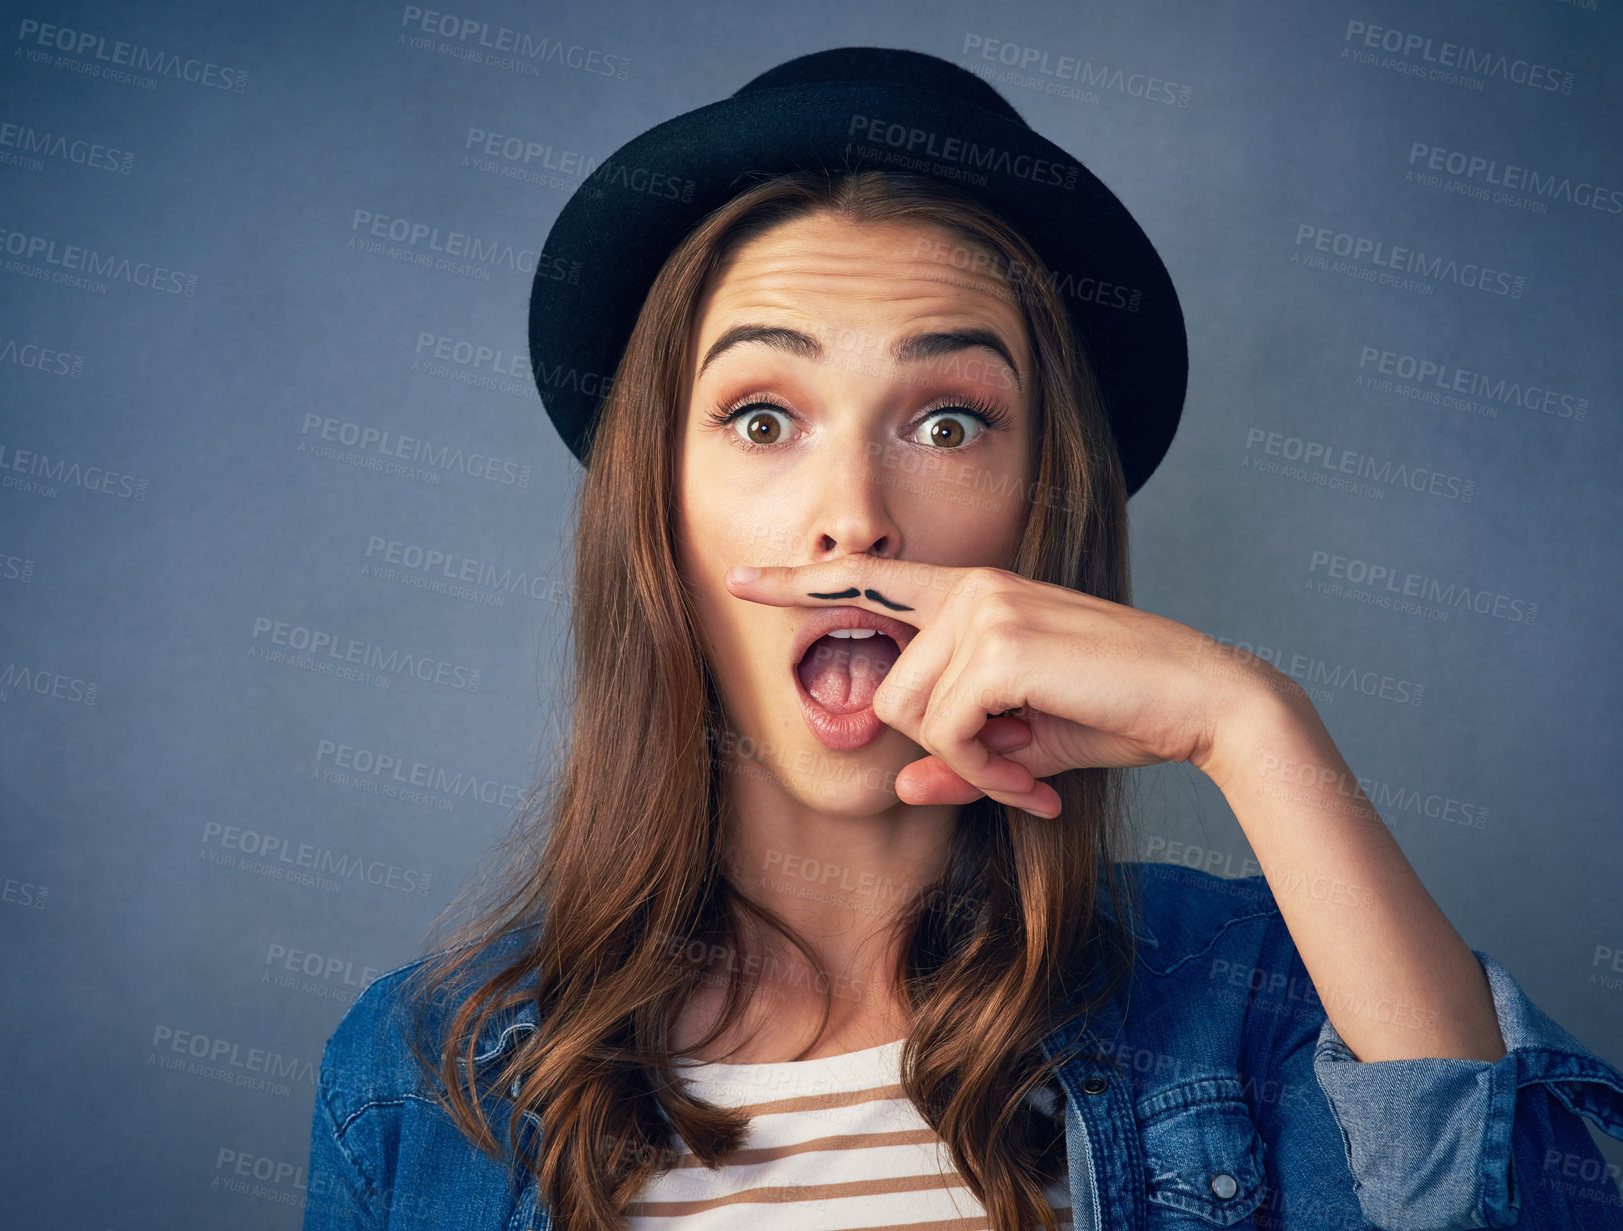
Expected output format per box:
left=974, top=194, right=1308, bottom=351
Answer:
left=676, top=483, right=750, bottom=669
left=905, top=465, right=1031, bottom=565
left=685, top=458, right=782, bottom=565
left=679, top=485, right=735, bottom=579
left=676, top=441, right=725, bottom=571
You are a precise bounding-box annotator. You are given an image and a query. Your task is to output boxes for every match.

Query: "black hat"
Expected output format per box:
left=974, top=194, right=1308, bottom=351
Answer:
left=528, top=45, right=1186, bottom=498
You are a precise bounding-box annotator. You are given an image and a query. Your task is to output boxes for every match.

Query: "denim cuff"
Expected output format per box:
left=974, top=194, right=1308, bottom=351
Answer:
left=1311, top=950, right=1623, bottom=1229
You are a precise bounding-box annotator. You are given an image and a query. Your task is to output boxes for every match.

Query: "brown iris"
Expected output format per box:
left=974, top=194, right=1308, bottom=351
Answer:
left=745, top=412, right=782, bottom=444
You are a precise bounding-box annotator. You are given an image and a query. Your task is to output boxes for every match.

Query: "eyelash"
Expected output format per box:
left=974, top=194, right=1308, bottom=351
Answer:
left=705, top=392, right=1012, bottom=452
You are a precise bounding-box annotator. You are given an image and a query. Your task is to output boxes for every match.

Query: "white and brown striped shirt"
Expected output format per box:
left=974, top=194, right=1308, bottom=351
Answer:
left=627, top=1039, right=1072, bottom=1230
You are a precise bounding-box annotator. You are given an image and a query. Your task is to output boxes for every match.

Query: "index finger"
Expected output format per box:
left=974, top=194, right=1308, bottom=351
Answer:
left=723, top=556, right=982, bottom=625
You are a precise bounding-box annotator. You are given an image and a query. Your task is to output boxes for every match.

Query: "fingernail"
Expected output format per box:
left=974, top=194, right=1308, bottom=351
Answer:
left=727, top=566, right=760, bottom=584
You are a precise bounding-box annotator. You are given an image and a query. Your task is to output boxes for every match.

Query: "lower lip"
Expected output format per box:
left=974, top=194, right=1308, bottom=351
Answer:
left=793, top=670, right=885, bottom=751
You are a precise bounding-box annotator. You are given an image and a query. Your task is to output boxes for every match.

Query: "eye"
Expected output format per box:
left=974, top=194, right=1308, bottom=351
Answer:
left=704, top=396, right=802, bottom=451
left=732, top=405, right=792, bottom=447
left=907, top=394, right=1011, bottom=448
left=910, top=410, right=983, bottom=449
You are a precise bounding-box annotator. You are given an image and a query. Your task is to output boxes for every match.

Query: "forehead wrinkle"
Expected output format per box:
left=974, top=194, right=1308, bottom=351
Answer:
left=699, top=294, right=1026, bottom=382
left=720, top=255, right=1013, bottom=306
left=694, top=232, right=1029, bottom=388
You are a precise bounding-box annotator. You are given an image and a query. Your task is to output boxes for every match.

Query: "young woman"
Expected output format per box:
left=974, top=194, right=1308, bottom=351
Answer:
left=303, top=48, right=1623, bottom=1231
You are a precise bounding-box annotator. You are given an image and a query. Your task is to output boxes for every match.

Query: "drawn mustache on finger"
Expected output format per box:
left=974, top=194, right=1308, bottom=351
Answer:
left=805, top=586, right=914, bottom=612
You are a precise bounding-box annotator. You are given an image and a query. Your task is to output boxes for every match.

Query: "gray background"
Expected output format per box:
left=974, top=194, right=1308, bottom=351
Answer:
left=2, top=1, right=1619, bottom=1225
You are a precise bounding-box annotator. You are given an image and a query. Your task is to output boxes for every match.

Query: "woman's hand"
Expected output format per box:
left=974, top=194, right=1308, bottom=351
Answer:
left=725, top=556, right=1279, bottom=818
left=728, top=554, right=1508, bottom=1064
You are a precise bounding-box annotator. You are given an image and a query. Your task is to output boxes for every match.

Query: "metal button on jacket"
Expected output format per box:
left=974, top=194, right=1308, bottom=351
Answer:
left=1210, top=1172, right=1239, bottom=1201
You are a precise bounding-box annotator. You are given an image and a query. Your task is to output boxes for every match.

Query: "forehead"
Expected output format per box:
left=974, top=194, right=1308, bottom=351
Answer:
left=692, top=213, right=1028, bottom=367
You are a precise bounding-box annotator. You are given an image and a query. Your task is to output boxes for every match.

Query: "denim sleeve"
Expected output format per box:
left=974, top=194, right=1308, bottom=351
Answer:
left=1312, top=949, right=1623, bottom=1229
left=302, top=1073, right=384, bottom=1230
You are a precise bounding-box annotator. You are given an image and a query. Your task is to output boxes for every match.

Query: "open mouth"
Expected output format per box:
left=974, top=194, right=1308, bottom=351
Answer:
left=787, top=607, right=913, bottom=752
left=794, top=629, right=902, bottom=715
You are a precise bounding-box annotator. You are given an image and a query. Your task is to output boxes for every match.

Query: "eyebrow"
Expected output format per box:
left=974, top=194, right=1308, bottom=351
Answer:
left=696, top=324, right=1023, bottom=392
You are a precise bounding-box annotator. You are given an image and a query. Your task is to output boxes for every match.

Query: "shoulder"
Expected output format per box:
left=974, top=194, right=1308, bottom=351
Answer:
left=306, top=925, right=547, bottom=1229
left=1112, top=861, right=1286, bottom=978
left=316, top=923, right=541, bottom=1124
left=316, top=954, right=436, bottom=1119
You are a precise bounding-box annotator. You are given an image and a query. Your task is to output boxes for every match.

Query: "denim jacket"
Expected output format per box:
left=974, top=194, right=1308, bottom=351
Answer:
left=304, top=863, right=1623, bottom=1229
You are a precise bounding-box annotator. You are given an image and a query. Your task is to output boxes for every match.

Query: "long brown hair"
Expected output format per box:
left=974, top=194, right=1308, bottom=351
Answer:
left=408, top=168, right=1142, bottom=1231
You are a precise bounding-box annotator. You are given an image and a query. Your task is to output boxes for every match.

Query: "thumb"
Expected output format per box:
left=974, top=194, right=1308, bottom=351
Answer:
left=895, top=755, right=985, bottom=806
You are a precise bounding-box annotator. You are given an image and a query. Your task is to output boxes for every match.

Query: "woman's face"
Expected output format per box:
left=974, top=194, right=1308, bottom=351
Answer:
left=675, top=211, right=1035, bottom=818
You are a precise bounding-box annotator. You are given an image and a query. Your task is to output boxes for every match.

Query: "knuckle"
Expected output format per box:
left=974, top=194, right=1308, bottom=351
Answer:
left=958, top=565, right=1013, bottom=600
left=966, top=583, right=1023, bottom=627
left=975, top=612, right=1025, bottom=660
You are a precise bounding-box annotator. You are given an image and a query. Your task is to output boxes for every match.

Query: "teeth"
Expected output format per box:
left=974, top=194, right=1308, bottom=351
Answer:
left=827, top=628, right=878, bottom=639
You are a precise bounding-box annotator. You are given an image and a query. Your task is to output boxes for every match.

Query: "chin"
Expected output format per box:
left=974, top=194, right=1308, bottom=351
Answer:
left=781, top=735, right=911, bottom=815
left=792, top=775, right=904, bottom=818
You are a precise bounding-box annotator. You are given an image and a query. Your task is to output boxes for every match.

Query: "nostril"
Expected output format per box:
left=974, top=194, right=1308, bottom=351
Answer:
left=816, top=537, right=889, bottom=555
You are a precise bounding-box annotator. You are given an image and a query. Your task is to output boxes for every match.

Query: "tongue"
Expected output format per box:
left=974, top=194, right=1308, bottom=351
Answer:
left=796, top=633, right=900, bottom=714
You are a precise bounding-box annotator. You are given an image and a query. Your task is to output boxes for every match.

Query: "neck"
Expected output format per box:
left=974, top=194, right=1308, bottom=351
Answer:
left=723, top=755, right=958, bottom=948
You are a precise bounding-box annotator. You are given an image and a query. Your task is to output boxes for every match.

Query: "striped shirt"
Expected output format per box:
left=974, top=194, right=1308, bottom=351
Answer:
left=627, top=1038, right=1072, bottom=1230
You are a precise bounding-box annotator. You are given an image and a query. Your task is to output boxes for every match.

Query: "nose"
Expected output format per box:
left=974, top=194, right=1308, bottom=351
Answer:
left=807, top=433, right=900, bottom=560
